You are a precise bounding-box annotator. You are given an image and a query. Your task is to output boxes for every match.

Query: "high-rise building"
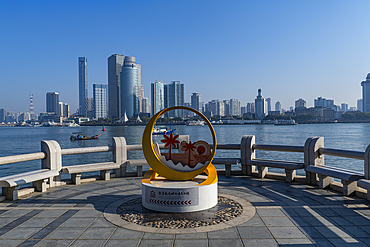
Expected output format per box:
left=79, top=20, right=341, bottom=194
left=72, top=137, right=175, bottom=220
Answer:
left=46, top=92, right=60, bottom=115
left=357, top=99, right=363, bottom=112
left=361, top=73, right=370, bottom=112
left=295, top=98, right=306, bottom=109
left=314, top=97, right=334, bottom=108
left=223, top=100, right=230, bottom=116
left=341, top=103, right=348, bottom=112
left=151, top=80, right=165, bottom=116
left=93, top=84, right=108, bottom=119
left=142, top=97, right=150, bottom=114
left=108, top=54, right=125, bottom=119
left=86, top=98, right=94, bottom=118
left=255, top=89, right=267, bottom=119
left=120, top=56, right=141, bottom=117
left=191, top=93, right=202, bottom=114
left=247, top=103, right=255, bottom=113
left=266, top=98, right=271, bottom=112
left=63, top=103, right=69, bottom=118
left=166, top=81, right=184, bottom=118
left=275, top=101, right=282, bottom=112
left=229, top=99, right=241, bottom=116
left=78, top=57, right=88, bottom=117
left=0, top=108, right=6, bottom=123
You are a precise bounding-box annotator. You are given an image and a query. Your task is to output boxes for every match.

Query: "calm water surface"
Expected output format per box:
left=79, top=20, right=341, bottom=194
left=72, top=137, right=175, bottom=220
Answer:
left=1, top=123, right=370, bottom=179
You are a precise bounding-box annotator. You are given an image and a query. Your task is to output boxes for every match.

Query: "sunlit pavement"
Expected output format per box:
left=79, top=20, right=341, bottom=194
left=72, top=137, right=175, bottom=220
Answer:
left=1, top=175, right=370, bottom=247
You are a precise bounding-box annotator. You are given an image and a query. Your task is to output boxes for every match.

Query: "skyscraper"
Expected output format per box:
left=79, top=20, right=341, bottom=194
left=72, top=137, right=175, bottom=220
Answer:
left=151, top=81, right=165, bottom=116
left=275, top=101, right=282, bottom=112
left=191, top=93, right=202, bottom=114
left=166, top=81, right=184, bottom=118
left=46, top=92, right=60, bottom=115
left=255, top=89, right=267, bottom=119
left=361, top=73, right=370, bottom=112
left=357, top=99, right=363, bottom=112
left=121, top=56, right=141, bottom=117
left=266, top=98, right=271, bottom=112
left=295, top=98, right=306, bottom=108
left=93, top=84, right=108, bottom=119
left=0, top=108, right=6, bottom=123
left=108, top=54, right=125, bottom=119
left=78, top=57, right=88, bottom=117
left=229, top=98, right=241, bottom=116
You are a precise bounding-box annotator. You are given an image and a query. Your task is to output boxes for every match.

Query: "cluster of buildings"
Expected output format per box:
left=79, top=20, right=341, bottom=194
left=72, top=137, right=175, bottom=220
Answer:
left=3, top=52, right=370, bottom=124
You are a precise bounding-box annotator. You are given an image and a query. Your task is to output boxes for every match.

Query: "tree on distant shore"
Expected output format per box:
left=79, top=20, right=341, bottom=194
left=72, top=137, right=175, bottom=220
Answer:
left=341, top=112, right=370, bottom=120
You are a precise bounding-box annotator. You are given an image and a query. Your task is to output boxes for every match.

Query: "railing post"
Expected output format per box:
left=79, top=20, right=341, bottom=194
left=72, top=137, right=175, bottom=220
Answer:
left=304, top=137, right=324, bottom=185
left=365, top=144, right=370, bottom=180
left=241, top=135, right=255, bottom=176
left=113, top=137, right=127, bottom=177
left=41, top=140, right=62, bottom=187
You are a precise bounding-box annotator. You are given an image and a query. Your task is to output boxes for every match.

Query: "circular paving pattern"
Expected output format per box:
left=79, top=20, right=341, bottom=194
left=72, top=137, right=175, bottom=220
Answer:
left=104, top=193, right=256, bottom=233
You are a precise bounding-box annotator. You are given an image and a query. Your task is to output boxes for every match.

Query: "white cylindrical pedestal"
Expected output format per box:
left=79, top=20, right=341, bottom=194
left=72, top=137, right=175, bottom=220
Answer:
left=142, top=175, right=218, bottom=213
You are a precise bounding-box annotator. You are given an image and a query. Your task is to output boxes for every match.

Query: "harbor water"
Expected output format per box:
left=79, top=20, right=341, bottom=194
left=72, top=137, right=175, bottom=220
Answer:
left=1, top=123, right=370, bottom=180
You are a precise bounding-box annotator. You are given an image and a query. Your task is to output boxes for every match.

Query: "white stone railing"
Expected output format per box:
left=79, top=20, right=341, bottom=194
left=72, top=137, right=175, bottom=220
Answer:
left=0, top=135, right=370, bottom=201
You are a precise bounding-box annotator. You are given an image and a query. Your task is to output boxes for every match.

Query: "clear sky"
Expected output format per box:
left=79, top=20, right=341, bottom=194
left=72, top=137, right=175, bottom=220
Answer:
left=1, top=0, right=370, bottom=114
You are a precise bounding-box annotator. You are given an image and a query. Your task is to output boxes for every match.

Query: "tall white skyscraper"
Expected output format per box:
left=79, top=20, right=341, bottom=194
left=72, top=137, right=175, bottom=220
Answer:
left=191, top=93, right=202, bottom=114
left=93, top=84, right=108, bottom=119
left=151, top=80, right=165, bottom=116
left=78, top=57, right=88, bottom=117
left=255, top=89, right=267, bottom=119
left=361, top=73, right=370, bottom=112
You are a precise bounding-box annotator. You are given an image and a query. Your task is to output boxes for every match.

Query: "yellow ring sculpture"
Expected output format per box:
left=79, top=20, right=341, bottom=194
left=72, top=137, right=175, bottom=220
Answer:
left=142, top=106, right=217, bottom=181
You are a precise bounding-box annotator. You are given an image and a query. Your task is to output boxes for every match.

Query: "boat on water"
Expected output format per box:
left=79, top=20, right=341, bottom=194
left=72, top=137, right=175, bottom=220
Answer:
left=187, top=120, right=205, bottom=126
left=152, top=127, right=176, bottom=135
left=70, top=132, right=101, bottom=140
left=274, top=119, right=297, bottom=125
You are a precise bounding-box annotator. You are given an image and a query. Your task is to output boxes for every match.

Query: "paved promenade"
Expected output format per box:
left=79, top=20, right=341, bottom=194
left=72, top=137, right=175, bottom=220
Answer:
left=1, top=175, right=370, bottom=247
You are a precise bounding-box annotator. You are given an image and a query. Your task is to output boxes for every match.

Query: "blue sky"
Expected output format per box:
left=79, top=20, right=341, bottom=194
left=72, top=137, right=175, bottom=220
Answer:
left=1, top=0, right=370, bottom=114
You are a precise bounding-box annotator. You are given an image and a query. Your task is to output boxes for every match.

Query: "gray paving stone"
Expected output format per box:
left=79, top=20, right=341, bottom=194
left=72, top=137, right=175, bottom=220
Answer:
left=60, top=217, right=96, bottom=228
left=294, top=208, right=321, bottom=217
left=287, top=216, right=311, bottom=227
left=314, top=226, right=353, bottom=238
left=45, top=227, right=86, bottom=240
left=0, top=217, right=18, bottom=227
left=72, top=210, right=102, bottom=218
left=142, top=232, right=174, bottom=240
left=0, top=227, right=42, bottom=240
left=18, top=217, right=55, bottom=228
left=238, top=215, right=265, bottom=227
left=268, top=226, right=308, bottom=239
left=139, top=239, right=173, bottom=247
left=261, top=216, right=296, bottom=227
left=344, top=216, right=370, bottom=226
left=332, top=208, right=361, bottom=216
left=328, top=216, right=355, bottom=226
left=33, top=210, right=67, bottom=218
left=36, top=239, right=74, bottom=246
left=0, top=209, right=31, bottom=218
left=309, top=238, right=334, bottom=247
left=70, top=239, right=106, bottom=247
left=303, top=216, right=336, bottom=227
left=237, top=226, right=273, bottom=239
left=298, top=226, right=325, bottom=239
left=276, top=238, right=314, bottom=246
left=317, top=208, right=340, bottom=217
left=281, top=208, right=300, bottom=217
left=340, top=225, right=370, bottom=238
left=77, top=227, right=115, bottom=240
left=207, top=227, right=239, bottom=239
left=105, top=239, right=140, bottom=247
left=174, top=239, right=207, bottom=247
left=208, top=239, right=243, bottom=247
left=175, top=232, right=207, bottom=239
left=89, top=217, right=116, bottom=228
left=257, top=208, right=285, bottom=217
left=0, top=239, right=24, bottom=247
left=109, top=228, right=143, bottom=240
left=242, top=238, right=279, bottom=247
left=327, top=237, right=368, bottom=246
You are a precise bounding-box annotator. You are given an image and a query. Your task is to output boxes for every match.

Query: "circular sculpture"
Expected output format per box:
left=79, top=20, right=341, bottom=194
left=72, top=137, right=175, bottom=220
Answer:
left=141, top=106, right=218, bottom=212
left=142, top=106, right=217, bottom=180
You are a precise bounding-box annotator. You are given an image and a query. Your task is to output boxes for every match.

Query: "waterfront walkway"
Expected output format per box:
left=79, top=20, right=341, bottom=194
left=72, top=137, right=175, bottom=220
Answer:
left=1, top=175, right=370, bottom=247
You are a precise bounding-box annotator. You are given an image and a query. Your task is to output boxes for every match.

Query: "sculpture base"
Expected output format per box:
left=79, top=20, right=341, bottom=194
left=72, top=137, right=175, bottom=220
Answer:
left=142, top=175, right=218, bottom=213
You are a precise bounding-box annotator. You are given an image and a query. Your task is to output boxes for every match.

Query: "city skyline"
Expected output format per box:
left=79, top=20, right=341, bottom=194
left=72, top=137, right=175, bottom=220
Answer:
left=1, top=1, right=369, bottom=114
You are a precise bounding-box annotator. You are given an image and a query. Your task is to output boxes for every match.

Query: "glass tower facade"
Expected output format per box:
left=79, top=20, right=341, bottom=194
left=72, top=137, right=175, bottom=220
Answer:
left=78, top=57, right=88, bottom=117
left=46, top=92, right=60, bottom=115
left=108, top=54, right=125, bottom=119
left=362, top=73, right=370, bottom=113
left=151, top=81, right=165, bottom=116
left=93, top=84, right=108, bottom=119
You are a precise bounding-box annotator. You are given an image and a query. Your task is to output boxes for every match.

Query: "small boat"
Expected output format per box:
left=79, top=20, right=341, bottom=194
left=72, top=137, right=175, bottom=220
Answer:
left=70, top=132, right=101, bottom=140
left=187, top=120, right=205, bottom=126
left=274, top=119, right=297, bottom=125
left=152, top=127, right=176, bottom=135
